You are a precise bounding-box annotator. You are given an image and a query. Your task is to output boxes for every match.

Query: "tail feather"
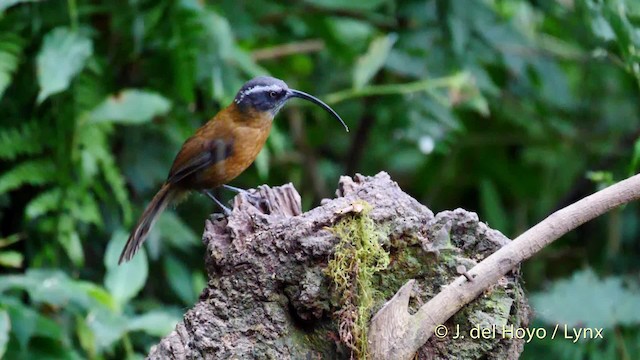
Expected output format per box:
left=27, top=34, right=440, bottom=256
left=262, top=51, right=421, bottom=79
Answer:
left=119, top=183, right=176, bottom=264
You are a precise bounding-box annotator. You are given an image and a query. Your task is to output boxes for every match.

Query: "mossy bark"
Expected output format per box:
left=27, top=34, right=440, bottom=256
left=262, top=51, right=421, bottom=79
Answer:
left=147, top=172, right=530, bottom=359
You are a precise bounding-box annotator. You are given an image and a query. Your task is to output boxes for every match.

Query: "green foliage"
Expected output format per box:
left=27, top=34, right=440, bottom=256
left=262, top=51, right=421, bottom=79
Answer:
left=526, top=270, right=640, bottom=360
left=327, top=201, right=389, bottom=358
left=587, top=0, right=640, bottom=86
left=36, top=27, right=93, bottom=103
left=353, top=33, right=397, bottom=89
left=0, top=233, right=24, bottom=270
left=88, top=90, right=172, bottom=124
left=0, top=0, right=41, bottom=13
left=0, top=121, right=43, bottom=161
left=305, top=0, right=387, bottom=11
left=532, top=269, right=640, bottom=328
left=1, top=0, right=640, bottom=358
left=0, top=159, right=55, bottom=194
left=0, top=32, right=24, bottom=99
left=0, top=269, right=179, bottom=358
left=0, top=310, right=8, bottom=358
left=103, top=231, right=149, bottom=309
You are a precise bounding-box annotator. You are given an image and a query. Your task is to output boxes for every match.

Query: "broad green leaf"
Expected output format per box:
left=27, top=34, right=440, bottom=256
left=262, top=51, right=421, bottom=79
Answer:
left=85, top=308, right=128, bottom=350
left=0, top=251, right=23, bottom=268
left=104, top=230, right=148, bottom=308
left=204, top=11, right=233, bottom=60
left=164, top=255, right=196, bottom=305
left=36, top=27, right=93, bottom=103
left=532, top=269, right=640, bottom=328
left=76, top=282, right=117, bottom=311
left=5, top=338, right=82, bottom=360
left=591, top=15, right=615, bottom=41
left=353, top=34, right=397, bottom=89
left=127, top=310, right=180, bottom=337
left=0, top=270, right=113, bottom=313
left=386, top=49, right=428, bottom=78
left=1, top=295, right=64, bottom=349
left=3, top=298, right=35, bottom=349
left=16, top=270, right=89, bottom=307
left=329, top=18, right=375, bottom=50
left=196, top=9, right=266, bottom=104
left=88, top=90, right=171, bottom=124
left=150, top=211, right=199, bottom=252
left=388, top=148, right=425, bottom=173
left=0, top=274, right=34, bottom=294
left=304, top=0, right=387, bottom=11
left=0, top=234, right=22, bottom=248
left=0, top=310, right=8, bottom=358
left=0, top=0, right=43, bottom=12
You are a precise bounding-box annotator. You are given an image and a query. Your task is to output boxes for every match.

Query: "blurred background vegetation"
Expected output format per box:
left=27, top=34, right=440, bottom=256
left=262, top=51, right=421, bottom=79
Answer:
left=1, top=0, right=640, bottom=358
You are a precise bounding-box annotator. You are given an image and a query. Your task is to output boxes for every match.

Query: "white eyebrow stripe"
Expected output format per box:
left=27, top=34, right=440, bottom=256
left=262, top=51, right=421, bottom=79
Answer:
left=243, top=84, right=283, bottom=96
left=235, top=84, right=284, bottom=104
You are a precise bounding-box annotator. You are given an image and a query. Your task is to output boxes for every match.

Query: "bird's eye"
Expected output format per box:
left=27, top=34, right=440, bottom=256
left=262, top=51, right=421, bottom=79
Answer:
left=269, top=91, right=277, bottom=98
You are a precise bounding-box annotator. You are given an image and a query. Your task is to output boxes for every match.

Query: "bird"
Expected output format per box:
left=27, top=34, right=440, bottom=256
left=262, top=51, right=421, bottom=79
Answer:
left=118, top=76, right=349, bottom=264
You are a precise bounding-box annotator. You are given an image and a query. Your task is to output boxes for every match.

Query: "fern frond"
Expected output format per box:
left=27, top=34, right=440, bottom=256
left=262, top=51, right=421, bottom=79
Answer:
left=99, top=149, right=132, bottom=225
left=170, top=4, right=204, bottom=102
left=0, top=159, right=55, bottom=194
left=25, top=188, right=62, bottom=219
left=0, top=121, right=44, bottom=160
left=77, top=123, right=132, bottom=225
left=67, top=187, right=103, bottom=228
left=0, top=32, right=25, bottom=100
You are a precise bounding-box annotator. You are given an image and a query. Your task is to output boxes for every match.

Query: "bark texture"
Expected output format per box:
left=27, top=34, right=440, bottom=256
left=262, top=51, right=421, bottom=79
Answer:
left=148, top=172, right=530, bottom=359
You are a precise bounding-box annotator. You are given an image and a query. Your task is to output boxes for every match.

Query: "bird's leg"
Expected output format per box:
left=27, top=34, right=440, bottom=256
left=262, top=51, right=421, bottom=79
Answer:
left=223, top=184, right=264, bottom=202
left=202, top=189, right=232, bottom=216
left=222, top=184, right=250, bottom=194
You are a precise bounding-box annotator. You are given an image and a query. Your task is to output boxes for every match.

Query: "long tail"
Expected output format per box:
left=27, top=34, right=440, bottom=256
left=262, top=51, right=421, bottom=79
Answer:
left=119, top=183, right=177, bottom=264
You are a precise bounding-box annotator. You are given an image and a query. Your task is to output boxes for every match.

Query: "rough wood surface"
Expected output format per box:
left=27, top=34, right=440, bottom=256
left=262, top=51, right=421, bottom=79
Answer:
left=147, top=172, right=529, bottom=359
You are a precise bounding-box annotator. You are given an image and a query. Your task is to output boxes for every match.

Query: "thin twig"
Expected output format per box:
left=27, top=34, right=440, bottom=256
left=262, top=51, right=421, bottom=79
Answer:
left=252, top=40, right=325, bottom=61
left=323, top=73, right=470, bottom=105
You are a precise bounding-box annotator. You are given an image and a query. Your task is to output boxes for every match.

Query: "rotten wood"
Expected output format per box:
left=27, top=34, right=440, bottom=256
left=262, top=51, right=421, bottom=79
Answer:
left=148, top=172, right=530, bottom=359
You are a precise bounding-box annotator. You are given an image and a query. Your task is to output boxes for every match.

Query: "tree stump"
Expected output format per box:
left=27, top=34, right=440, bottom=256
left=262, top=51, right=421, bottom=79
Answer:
left=148, top=172, right=530, bottom=359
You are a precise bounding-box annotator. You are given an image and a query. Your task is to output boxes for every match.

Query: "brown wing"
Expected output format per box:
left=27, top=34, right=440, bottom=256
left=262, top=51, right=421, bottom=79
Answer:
left=167, top=136, right=234, bottom=185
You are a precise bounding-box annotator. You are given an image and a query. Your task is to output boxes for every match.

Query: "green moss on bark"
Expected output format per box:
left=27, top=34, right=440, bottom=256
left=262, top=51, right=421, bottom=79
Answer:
left=326, top=201, right=390, bottom=359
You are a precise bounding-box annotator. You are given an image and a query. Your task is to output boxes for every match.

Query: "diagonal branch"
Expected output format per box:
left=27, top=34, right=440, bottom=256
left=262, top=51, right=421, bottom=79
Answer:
left=369, top=173, right=640, bottom=360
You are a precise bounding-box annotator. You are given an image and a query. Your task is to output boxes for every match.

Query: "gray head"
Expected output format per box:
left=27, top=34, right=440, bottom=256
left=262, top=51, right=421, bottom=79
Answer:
left=234, top=76, right=349, bottom=131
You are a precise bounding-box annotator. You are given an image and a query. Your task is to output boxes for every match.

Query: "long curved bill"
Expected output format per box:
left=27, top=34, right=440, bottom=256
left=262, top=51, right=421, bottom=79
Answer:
left=288, top=89, right=349, bottom=132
